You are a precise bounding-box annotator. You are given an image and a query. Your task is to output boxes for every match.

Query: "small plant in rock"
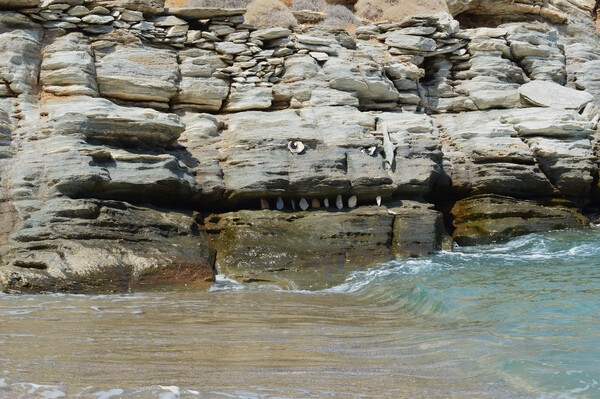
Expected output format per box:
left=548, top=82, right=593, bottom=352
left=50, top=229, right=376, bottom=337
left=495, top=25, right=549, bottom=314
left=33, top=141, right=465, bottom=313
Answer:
left=245, top=0, right=298, bottom=27
left=291, top=0, right=327, bottom=11
left=321, top=4, right=361, bottom=27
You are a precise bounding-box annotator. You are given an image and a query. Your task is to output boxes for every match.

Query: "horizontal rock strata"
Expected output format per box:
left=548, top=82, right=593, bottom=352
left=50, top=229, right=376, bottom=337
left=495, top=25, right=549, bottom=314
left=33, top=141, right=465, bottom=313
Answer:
left=206, top=202, right=443, bottom=290
left=0, top=0, right=599, bottom=292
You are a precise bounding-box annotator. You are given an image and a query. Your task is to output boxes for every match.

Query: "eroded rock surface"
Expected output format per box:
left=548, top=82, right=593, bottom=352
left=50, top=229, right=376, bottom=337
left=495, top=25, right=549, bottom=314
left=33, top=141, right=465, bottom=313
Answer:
left=206, top=201, right=443, bottom=290
left=452, top=195, right=589, bottom=246
left=0, top=1, right=599, bottom=292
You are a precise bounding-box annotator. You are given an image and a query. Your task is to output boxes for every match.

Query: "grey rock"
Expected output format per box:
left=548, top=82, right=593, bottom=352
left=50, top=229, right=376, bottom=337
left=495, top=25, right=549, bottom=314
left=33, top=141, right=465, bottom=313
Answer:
left=385, top=33, right=437, bottom=53
left=174, top=77, right=230, bottom=112
left=68, top=5, right=90, bottom=17
left=503, top=22, right=566, bottom=84
left=41, top=32, right=98, bottom=97
left=519, top=80, right=594, bottom=110
left=323, top=50, right=399, bottom=109
left=215, top=42, right=247, bottom=55
left=95, top=42, right=179, bottom=103
left=45, top=96, right=184, bottom=147
left=436, top=111, right=554, bottom=197
left=250, top=27, right=291, bottom=41
left=87, top=0, right=165, bottom=14
left=224, top=84, right=273, bottom=112
left=81, top=14, right=114, bottom=24
left=153, top=15, right=187, bottom=26
left=120, top=9, right=143, bottom=22
left=0, top=15, right=42, bottom=94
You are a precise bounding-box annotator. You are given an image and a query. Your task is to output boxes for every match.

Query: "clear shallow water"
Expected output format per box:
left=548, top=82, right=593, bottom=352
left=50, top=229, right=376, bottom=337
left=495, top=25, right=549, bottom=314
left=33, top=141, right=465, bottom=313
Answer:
left=0, top=229, right=599, bottom=398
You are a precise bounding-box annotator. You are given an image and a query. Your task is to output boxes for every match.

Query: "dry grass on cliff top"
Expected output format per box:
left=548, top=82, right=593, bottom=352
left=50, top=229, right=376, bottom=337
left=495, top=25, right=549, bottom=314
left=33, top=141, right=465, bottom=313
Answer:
left=170, top=0, right=448, bottom=28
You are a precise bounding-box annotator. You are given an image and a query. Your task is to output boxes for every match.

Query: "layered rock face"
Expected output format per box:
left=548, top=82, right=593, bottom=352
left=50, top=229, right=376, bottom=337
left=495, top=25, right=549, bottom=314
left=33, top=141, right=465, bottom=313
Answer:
left=0, top=0, right=599, bottom=292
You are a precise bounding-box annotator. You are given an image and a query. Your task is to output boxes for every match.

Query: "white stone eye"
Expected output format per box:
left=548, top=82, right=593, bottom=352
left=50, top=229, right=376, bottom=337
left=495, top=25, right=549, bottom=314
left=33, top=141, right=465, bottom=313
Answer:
left=361, top=146, right=377, bottom=156
left=288, top=140, right=305, bottom=154
left=288, top=140, right=304, bottom=152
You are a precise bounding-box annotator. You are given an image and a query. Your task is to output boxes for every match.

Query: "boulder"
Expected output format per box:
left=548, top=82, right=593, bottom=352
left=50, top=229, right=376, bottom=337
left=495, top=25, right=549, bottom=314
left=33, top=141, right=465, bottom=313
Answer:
left=323, top=52, right=399, bottom=109
left=218, top=107, right=396, bottom=203
left=452, top=194, right=589, bottom=246
left=8, top=135, right=198, bottom=205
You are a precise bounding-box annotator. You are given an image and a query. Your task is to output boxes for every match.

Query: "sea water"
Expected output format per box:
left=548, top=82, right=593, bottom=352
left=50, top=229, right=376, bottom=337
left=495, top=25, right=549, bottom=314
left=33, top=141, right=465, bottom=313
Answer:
left=0, top=229, right=599, bottom=398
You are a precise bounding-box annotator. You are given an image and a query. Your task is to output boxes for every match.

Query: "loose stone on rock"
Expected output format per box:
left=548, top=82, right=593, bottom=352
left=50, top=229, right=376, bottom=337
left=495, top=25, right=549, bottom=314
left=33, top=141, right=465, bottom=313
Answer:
left=299, top=198, right=309, bottom=211
left=260, top=198, right=269, bottom=210
left=348, top=195, right=358, bottom=208
left=336, top=195, right=343, bottom=210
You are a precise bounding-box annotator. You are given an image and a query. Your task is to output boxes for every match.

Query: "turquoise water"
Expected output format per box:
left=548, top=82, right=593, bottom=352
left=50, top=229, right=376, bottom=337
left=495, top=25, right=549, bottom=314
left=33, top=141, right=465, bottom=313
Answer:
left=0, top=229, right=599, bottom=398
left=331, top=229, right=600, bottom=398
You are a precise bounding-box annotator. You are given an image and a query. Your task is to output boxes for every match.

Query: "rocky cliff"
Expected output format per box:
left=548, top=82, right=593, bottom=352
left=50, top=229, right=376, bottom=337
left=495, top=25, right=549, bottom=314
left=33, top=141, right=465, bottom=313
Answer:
left=0, top=0, right=599, bottom=293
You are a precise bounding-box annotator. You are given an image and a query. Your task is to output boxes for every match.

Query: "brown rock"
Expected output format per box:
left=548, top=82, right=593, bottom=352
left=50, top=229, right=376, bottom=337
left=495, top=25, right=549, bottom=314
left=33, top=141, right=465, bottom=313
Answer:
left=205, top=201, right=443, bottom=289
left=0, top=0, right=39, bottom=8
left=451, top=194, right=589, bottom=246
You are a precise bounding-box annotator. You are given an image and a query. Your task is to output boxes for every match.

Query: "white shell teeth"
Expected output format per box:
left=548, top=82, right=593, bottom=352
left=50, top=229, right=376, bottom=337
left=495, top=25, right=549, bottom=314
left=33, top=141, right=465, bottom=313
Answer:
left=323, top=198, right=329, bottom=208
left=291, top=198, right=296, bottom=211
left=276, top=196, right=284, bottom=210
left=348, top=195, right=357, bottom=208
left=288, top=140, right=305, bottom=154
left=260, top=198, right=269, bottom=210
left=376, top=196, right=382, bottom=206
left=299, top=198, right=309, bottom=211
left=336, top=194, right=343, bottom=209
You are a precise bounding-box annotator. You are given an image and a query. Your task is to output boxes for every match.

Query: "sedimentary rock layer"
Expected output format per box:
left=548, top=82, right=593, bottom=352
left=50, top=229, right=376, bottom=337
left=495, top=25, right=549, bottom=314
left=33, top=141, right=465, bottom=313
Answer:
left=0, top=0, right=599, bottom=292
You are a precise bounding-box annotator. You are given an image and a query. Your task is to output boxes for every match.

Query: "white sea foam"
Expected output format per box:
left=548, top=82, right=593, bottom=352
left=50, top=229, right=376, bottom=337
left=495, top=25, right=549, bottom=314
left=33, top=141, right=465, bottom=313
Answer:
left=208, top=275, right=248, bottom=292
left=94, top=388, right=124, bottom=399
